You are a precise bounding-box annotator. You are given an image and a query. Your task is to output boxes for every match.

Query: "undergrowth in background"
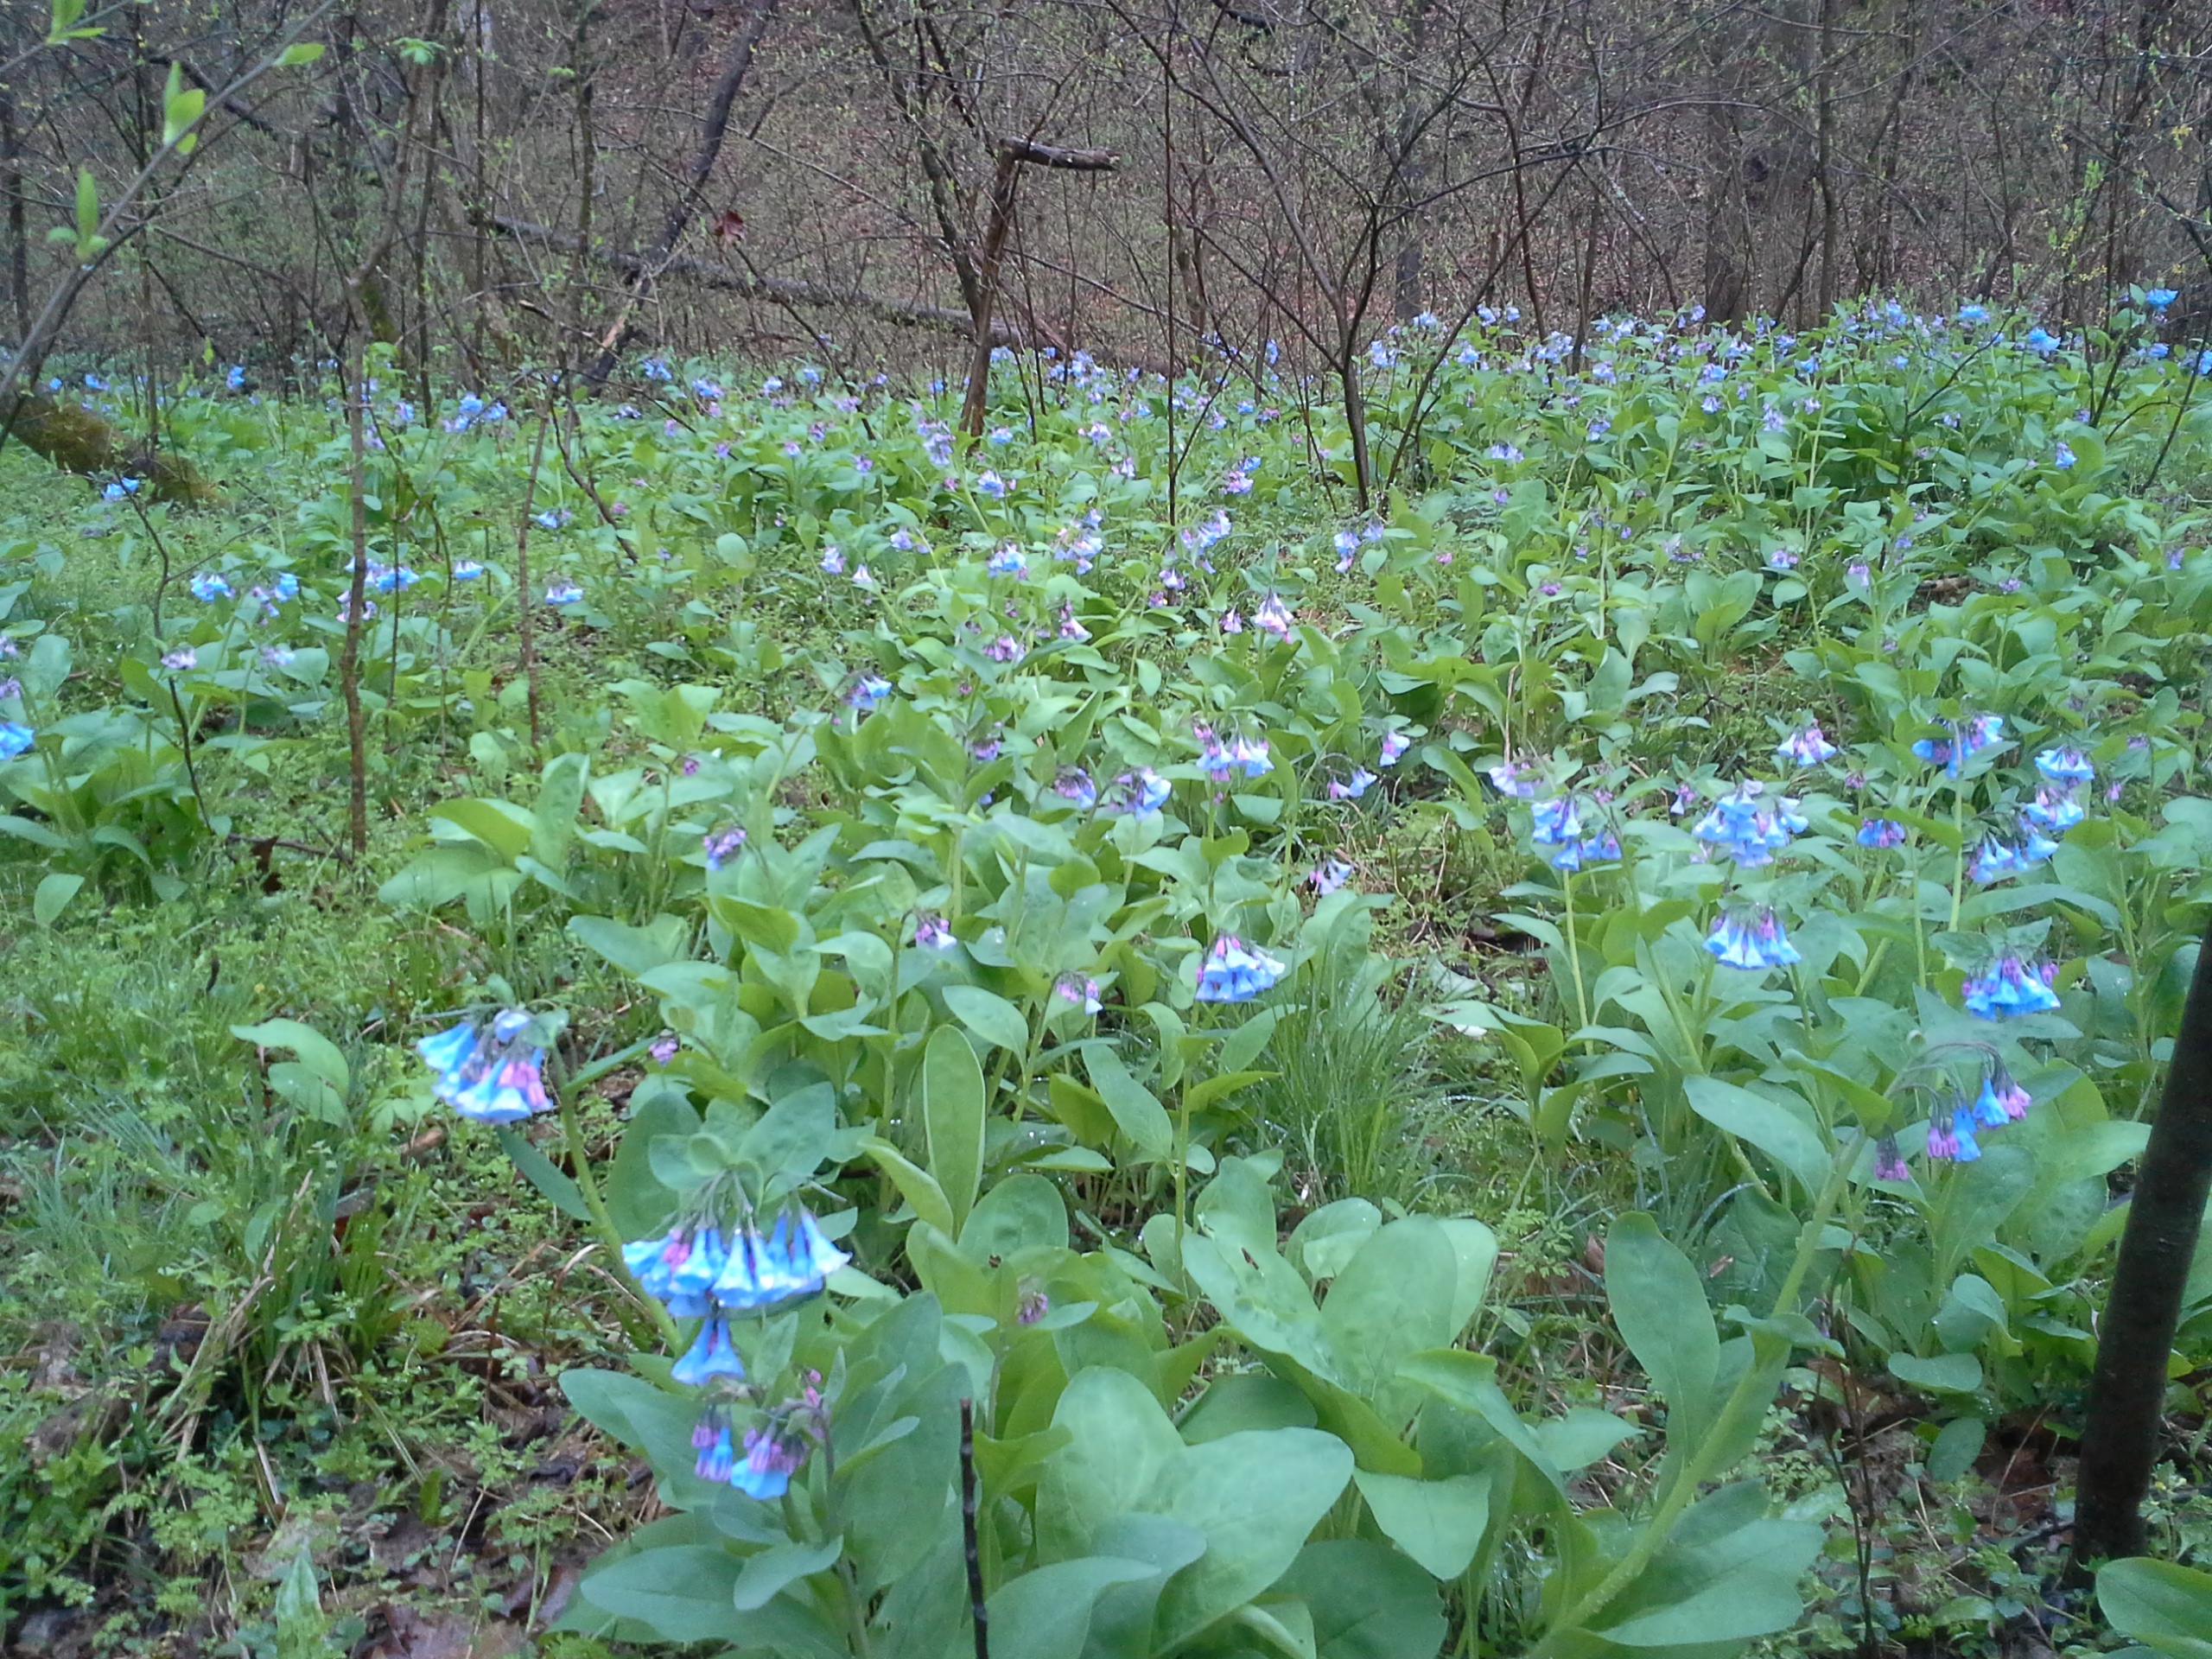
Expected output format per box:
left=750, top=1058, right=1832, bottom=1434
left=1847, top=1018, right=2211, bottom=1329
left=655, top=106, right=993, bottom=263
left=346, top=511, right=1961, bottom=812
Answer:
left=1, top=297, right=2212, bottom=1657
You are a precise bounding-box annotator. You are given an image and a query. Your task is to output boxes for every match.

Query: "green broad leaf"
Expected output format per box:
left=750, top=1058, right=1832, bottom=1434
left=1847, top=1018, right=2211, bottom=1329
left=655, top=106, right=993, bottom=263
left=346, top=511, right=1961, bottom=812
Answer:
left=1351, top=1470, right=1492, bottom=1579
left=560, top=1368, right=703, bottom=1468
left=1275, top=1540, right=1446, bottom=1659
left=2099, top=1557, right=2212, bottom=1659
left=1887, top=1351, right=1984, bottom=1394
left=1085, top=1046, right=1173, bottom=1158
left=1037, top=1368, right=1188, bottom=1562
left=1594, top=1507, right=1821, bottom=1647
left=1231, top=1598, right=1317, bottom=1659
left=1179, top=1374, right=1318, bottom=1443
left=987, top=1556, right=1163, bottom=1659
left=1437, top=1217, right=1498, bottom=1336
left=607, top=1083, right=698, bottom=1239
left=496, top=1125, right=592, bottom=1222
left=268, top=1060, right=346, bottom=1124
left=920, top=1025, right=986, bottom=1231
left=575, top=1543, right=744, bottom=1643
left=959, top=1174, right=1069, bottom=1258
left=161, top=64, right=206, bottom=149
left=1926, top=1416, right=1986, bottom=1484
left=944, top=984, right=1029, bottom=1056
left=33, top=871, right=84, bottom=925
left=736, top=1081, right=836, bottom=1185
left=1605, top=1214, right=1720, bottom=1449
left=569, top=912, right=692, bottom=979
left=231, top=1019, right=348, bottom=1095
left=733, top=1535, right=844, bottom=1611
left=1322, top=1219, right=1460, bottom=1403
left=1217, top=1007, right=1282, bottom=1073
left=1046, top=1073, right=1118, bottom=1147
left=1182, top=1070, right=1269, bottom=1117
left=1396, top=1350, right=1567, bottom=1497
left=1036, top=1365, right=1351, bottom=1651
left=1145, top=1428, right=1355, bottom=1651
left=429, top=797, right=534, bottom=860
left=273, top=1547, right=318, bottom=1628
left=1532, top=1407, right=1640, bottom=1472
left=1682, top=1076, right=1831, bottom=1193
left=530, top=751, right=589, bottom=868
left=0, top=815, right=69, bottom=851
left=277, top=41, right=326, bottom=65
left=860, top=1135, right=956, bottom=1237
left=714, top=895, right=803, bottom=953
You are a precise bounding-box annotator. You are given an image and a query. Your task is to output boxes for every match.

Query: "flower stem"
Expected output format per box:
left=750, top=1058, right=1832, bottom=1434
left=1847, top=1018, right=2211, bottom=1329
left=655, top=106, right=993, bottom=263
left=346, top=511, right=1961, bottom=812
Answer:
left=558, top=1083, right=678, bottom=1348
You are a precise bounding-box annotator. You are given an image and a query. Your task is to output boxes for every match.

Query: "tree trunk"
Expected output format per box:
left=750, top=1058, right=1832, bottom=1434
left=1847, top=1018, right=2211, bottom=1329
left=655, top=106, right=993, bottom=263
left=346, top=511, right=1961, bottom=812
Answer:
left=1, top=79, right=24, bottom=342
left=2072, top=917, right=2212, bottom=1570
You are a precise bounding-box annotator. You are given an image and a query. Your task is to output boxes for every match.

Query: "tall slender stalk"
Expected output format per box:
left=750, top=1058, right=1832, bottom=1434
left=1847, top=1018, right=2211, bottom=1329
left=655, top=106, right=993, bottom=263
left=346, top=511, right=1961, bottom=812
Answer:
left=340, top=359, right=373, bottom=857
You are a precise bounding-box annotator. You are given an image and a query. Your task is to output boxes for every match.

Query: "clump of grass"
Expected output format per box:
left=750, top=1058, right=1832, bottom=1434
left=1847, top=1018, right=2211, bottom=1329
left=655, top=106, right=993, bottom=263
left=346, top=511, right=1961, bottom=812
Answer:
left=1242, top=950, right=1440, bottom=1211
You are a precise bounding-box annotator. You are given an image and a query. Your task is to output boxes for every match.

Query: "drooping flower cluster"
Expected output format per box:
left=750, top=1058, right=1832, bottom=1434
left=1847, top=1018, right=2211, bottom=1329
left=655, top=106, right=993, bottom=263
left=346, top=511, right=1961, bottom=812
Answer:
left=1054, top=975, right=1103, bottom=1015
left=1328, top=768, right=1377, bottom=801
left=1196, top=935, right=1286, bottom=1002
left=1969, top=829, right=2058, bottom=883
left=1311, top=858, right=1353, bottom=895
left=1925, top=1061, right=2032, bottom=1163
left=625, top=1206, right=851, bottom=1321
left=1052, top=767, right=1097, bottom=810
left=1961, top=952, right=2062, bottom=1019
left=1774, top=723, right=1838, bottom=768
left=1911, top=714, right=2007, bottom=776
left=1529, top=795, right=1619, bottom=871
left=1197, top=726, right=1272, bottom=785
left=1704, top=906, right=1801, bottom=971
left=692, top=1392, right=823, bottom=1499
left=1691, top=782, right=1806, bottom=868
left=1106, top=767, right=1172, bottom=816
left=2025, top=745, right=2094, bottom=833
left=1486, top=760, right=1541, bottom=799
left=417, top=1010, right=552, bottom=1123
left=702, top=825, right=747, bottom=870
left=1857, top=817, right=1906, bottom=849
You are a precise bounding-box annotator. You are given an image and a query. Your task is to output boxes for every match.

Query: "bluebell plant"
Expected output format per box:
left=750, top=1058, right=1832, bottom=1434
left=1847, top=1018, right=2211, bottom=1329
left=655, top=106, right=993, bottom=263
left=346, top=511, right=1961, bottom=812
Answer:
left=416, top=1009, right=553, bottom=1123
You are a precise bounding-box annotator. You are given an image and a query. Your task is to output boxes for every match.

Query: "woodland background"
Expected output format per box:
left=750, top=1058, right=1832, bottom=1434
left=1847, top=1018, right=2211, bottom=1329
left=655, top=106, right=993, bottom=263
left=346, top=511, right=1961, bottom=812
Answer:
left=3, top=0, right=2211, bottom=391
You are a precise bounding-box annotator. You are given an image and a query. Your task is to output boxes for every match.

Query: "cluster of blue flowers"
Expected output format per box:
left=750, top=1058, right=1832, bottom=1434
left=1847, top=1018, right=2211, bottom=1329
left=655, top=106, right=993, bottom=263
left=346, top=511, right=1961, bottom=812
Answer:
left=691, top=1393, right=820, bottom=1500
left=1196, top=935, right=1286, bottom=1002
left=1198, top=727, right=1272, bottom=785
left=1924, top=1060, right=2032, bottom=1164
left=1705, top=906, right=1802, bottom=970
left=1692, top=782, right=1807, bottom=868
left=1911, top=713, right=2006, bottom=776
left=625, top=1208, right=850, bottom=1322
left=623, top=1205, right=850, bottom=1499
left=1106, top=767, right=1172, bottom=815
left=1527, top=794, right=1621, bottom=871
left=416, top=1010, right=552, bottom=1123
left=1961, top=952, right=2063, bottom=1020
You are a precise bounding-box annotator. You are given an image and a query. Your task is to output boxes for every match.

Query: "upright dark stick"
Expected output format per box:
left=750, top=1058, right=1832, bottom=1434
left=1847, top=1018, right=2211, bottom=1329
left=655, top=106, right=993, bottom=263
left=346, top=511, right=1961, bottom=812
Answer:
left=2073, top=916, right=2212, bottom=1570
left=960, top=1397, right=988, bottom=1659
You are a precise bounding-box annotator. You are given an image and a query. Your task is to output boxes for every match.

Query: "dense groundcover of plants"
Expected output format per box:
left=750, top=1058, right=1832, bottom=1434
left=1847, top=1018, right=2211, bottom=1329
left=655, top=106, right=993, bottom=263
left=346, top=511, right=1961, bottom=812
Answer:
left=10, top=297, right=2212, bottom=1657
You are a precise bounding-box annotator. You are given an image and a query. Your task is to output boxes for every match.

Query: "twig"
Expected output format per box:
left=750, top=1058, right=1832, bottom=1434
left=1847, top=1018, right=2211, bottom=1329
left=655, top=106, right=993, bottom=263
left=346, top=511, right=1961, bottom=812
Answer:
left=961, top=1396, right=989, bottom=1659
